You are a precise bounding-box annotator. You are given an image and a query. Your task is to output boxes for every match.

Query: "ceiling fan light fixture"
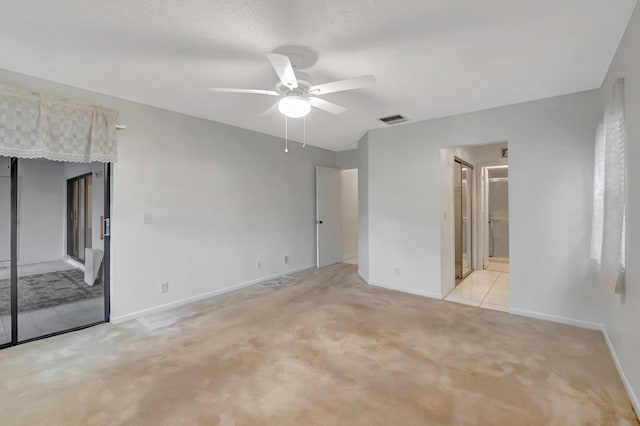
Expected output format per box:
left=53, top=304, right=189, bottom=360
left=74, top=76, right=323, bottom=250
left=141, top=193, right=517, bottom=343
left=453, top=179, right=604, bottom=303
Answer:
left=278, top=96, right=311, bottom=118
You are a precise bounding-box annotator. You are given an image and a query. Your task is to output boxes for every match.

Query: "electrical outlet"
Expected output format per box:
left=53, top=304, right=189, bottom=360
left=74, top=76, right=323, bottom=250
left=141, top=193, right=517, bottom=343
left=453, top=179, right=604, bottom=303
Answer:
left=144, top=213, right=153, bottom=225
left=284, top=255, right=289, bottom=264
left=256, top=260, right=262, bottom=269
left=394, top=267, right=401, bottom=276
left=160, top=282, right=169, bottom=294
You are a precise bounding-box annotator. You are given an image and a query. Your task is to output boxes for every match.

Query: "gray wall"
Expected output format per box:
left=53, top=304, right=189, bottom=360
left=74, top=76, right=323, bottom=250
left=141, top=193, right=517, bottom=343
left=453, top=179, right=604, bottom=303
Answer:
left=0, top=158, right=65, bottom=265
left=600, top=3, right=640, bottom=413
left=0, top=68, right=337, bottom=321
left=357, top=134, right=369, bottom=281
left=364, top=89, right=601, bottom=324
left=336, top=149, right=359, bottom=170
left=0, top=158, right=106, bottom=265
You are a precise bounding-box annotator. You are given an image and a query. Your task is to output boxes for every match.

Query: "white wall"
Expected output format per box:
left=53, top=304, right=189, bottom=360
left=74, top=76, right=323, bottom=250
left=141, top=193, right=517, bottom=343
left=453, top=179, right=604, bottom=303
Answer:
left=599, top=3, right=640, bottom=414
left=357, top=134, right=370, bottom=281
left=0, top=68, right=337, bottom=321
left=340, top=169, right=358, bottom=260
left=365, top=90, right=602, bottom=323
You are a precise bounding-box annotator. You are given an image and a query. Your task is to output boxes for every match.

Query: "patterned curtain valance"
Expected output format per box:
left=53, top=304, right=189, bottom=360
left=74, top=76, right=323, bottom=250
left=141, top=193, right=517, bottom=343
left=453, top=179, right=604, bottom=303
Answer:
left=0, top=84, right=118, bottom=163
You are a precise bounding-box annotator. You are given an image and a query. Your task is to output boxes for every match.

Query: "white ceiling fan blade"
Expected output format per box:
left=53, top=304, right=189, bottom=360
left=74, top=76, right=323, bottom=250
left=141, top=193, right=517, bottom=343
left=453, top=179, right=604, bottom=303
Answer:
left=266, top=53, right=298, bottom=89
left=310, top=75, right=375, bottom=95
left=208, top=88, right=279, bottom=96
left=308, top=97, right=346, bottom=115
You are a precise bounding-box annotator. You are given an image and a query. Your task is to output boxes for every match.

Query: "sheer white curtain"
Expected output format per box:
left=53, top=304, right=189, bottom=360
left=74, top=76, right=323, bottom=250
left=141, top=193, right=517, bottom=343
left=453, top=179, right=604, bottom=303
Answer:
left=591, top=78, right=626, bottom=293
left=0, top=84, right=118, bottom=163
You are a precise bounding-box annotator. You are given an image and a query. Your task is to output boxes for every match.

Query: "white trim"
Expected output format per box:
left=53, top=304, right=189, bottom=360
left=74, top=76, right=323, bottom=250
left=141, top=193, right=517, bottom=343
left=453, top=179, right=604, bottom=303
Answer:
left=369, top=281, right=442, bottom=300
left=110, top=265, right=315, bottom=324
left=508, top=307, right=602, bottom=330
left=357, top=271, right=369, bottom=283
left=602, top=325, right=640, bottom=419
left=64, top=256, right=85, bottom=272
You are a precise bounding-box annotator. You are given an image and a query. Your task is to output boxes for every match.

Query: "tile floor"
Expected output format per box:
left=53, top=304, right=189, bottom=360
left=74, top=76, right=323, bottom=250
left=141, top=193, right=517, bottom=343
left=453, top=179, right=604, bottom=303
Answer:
left=445, top=269, right=509, bottom=312
left=0, top=259, right=104, bottom=344
left=486, top=258, right=510, bottom=273
left=0, top=297, right=104, bottom=343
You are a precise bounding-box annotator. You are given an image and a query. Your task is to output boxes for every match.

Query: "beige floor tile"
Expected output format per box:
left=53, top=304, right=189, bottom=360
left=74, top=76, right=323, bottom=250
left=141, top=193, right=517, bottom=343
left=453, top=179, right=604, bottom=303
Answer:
left=460, top=274, right=495, bottom=285
left=469, top=270, right=501, bottom=282
left=493, top=276, right=510, bottom=290
left=484, top=286, right=509, bottom=307
left=444, top=295, right=481, bottom=307
left=450, top=280, right=493, bottom=302
left=486, top=262, right=510, bottom=272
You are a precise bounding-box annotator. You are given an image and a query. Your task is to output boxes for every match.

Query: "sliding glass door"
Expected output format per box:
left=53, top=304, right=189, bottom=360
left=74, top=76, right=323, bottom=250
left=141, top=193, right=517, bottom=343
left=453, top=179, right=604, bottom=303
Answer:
left=0, top=158, right=14, bottom=347
left=0, top=157, right=111, bottom=347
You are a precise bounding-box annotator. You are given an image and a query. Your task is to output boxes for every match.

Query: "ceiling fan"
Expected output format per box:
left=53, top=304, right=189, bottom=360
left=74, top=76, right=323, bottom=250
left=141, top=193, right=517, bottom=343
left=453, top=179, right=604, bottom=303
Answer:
left=209, top=52, right=375, bottom=119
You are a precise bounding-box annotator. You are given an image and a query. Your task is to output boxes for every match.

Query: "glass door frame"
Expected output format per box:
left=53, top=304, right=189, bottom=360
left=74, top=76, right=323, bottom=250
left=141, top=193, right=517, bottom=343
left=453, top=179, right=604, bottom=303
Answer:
left=1, top=158, right=111, bottom=348
left=454, top=156, right=474, bottom=283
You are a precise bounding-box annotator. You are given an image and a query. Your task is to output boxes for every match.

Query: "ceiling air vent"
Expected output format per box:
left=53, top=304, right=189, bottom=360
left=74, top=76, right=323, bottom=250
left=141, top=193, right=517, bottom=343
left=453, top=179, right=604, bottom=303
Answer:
left=379, top=114, right=407, bottom=125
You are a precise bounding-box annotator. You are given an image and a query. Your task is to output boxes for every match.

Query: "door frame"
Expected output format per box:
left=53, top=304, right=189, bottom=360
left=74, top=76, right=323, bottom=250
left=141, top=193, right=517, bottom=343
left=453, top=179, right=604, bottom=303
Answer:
left=1, top=159, right=112, bottom=349
left=453, top=157, right=474, bottom=282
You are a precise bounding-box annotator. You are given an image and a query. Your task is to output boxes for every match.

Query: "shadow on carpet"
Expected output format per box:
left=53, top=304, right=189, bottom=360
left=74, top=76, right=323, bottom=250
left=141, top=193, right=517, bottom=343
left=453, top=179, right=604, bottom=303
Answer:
left=0, top=269, right=103, bottom=315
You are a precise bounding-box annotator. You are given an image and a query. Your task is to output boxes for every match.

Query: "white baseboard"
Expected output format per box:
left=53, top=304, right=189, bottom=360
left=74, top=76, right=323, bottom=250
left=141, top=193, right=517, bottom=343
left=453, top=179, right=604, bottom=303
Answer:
left=110, top=264, right=315, bottom=324
left=356, top=271, right=369, bottom=283
left=602, top=326, right=640, bottom=419
left=508, top=308, right=602, bottom=330
left=369, top=281, right=442, bottom=300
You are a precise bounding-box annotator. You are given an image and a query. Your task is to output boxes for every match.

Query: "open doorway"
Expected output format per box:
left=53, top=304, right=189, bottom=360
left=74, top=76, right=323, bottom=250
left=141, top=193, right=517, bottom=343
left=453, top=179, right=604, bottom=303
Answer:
left=441, top=142, right=510, bottom=312
left=316, top=167, right=358, bottom=267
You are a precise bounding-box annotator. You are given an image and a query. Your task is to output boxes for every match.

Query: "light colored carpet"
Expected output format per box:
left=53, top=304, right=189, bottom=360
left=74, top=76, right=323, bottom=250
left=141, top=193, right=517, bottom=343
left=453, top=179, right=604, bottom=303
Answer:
left=0, top=263, right=636, bottom=425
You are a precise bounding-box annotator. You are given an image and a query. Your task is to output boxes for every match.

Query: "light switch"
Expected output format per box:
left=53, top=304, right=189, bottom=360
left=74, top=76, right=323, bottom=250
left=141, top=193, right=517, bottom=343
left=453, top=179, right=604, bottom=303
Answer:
left=144, top=213, right=153, bottom=224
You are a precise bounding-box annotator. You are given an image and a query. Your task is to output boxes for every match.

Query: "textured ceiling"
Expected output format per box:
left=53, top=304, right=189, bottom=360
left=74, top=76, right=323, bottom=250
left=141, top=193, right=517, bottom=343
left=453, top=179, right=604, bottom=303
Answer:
left=0, top=0, right=635, bottom=151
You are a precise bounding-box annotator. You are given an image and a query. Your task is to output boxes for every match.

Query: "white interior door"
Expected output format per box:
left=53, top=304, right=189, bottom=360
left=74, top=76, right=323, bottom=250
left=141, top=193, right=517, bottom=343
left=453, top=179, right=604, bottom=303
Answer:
left=316, top=166, right=343, bottom=267
left=0, top=177, right=11, bottom=262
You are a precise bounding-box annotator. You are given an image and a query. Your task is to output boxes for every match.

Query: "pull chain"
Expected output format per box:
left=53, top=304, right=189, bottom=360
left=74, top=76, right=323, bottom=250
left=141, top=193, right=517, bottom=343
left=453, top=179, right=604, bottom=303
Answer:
left=303, top=115, right=306, bottom=147
left=285, top=115, right=289, bottom=153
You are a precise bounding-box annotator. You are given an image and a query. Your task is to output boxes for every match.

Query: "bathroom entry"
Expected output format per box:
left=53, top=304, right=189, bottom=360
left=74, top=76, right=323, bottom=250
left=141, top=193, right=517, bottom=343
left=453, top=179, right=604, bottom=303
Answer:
left=442, top=142, right=509, bottom=311
left=454, top=158, right=473, bottom=282
left=481, top=165, right=510, bottom=269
